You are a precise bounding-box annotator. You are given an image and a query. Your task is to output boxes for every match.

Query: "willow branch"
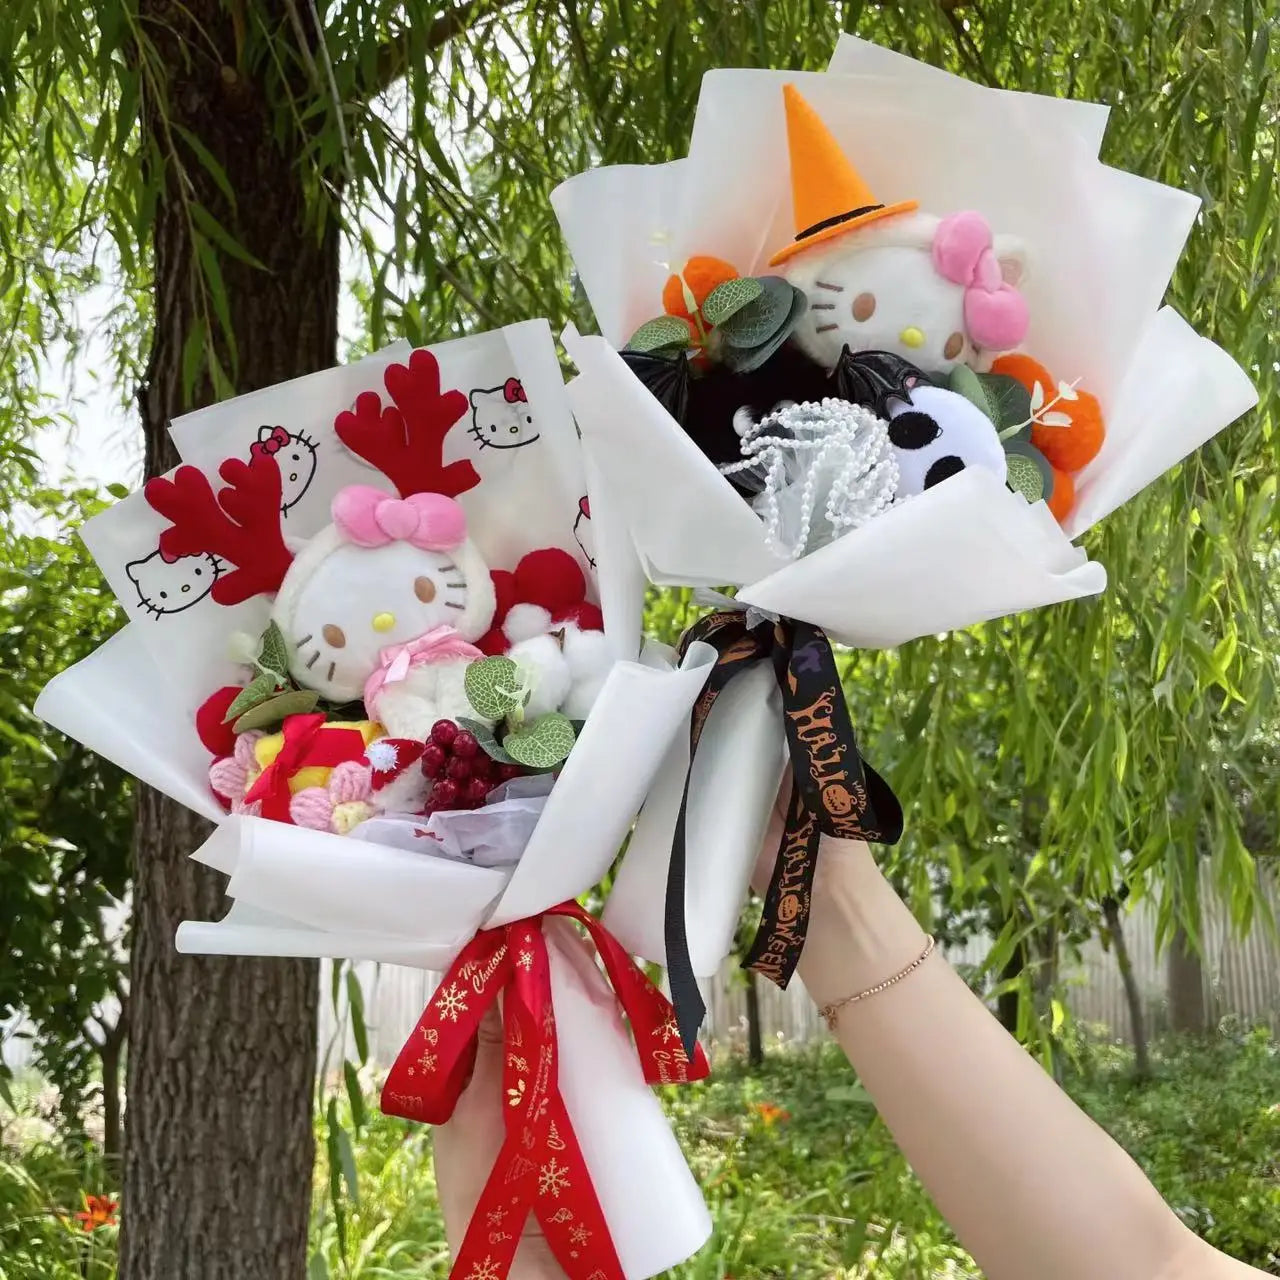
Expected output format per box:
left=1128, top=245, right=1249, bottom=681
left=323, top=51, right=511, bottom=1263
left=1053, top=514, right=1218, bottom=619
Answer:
left=348, top=0, right=525, bottom=102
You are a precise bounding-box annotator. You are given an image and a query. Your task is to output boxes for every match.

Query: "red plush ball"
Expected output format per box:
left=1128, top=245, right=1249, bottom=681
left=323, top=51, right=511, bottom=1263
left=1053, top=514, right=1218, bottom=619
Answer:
left=514, top=548, right=585, bottom=615
left=555, top=601, right=605, bottom=631
left=490, top=568, right=519, bottom=622
left=196, top=685, right=243, bottom=758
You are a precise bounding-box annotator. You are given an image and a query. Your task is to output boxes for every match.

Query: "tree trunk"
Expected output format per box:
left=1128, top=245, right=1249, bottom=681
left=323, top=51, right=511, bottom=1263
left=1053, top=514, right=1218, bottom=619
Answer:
left=121, top=7, right=338, bottom=1278
left=1101, top=897, right=1151, bottom=1080
left=745, top=974, right=764, bottom=1068
left=1166, top=920, right=1209, bottom=1036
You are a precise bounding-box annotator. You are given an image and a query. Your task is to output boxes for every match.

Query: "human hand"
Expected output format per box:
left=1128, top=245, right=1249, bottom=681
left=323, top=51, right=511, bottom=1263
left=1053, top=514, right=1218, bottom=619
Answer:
left=432, top=1008, right=565, bottom=1279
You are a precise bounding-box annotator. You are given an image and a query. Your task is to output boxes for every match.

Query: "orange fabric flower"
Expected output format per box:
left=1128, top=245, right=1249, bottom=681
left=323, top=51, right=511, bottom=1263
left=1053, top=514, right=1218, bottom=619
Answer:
left=751, top=1100, right=791, bottom=1126
left=991, top=353, right=1105, bottom=474
left=74, top=1194, right=119, bottom=1231
left=662, top=256, right=739, bottom=325
left=1047, top=466, right=1075, bottom=522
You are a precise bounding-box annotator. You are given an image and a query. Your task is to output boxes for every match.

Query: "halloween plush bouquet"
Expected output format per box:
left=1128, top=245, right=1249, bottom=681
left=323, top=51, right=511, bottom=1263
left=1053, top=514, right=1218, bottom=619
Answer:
left=37, top=323, right=717, bottom=1280
left=552, top=40, right=1258, bottom=1046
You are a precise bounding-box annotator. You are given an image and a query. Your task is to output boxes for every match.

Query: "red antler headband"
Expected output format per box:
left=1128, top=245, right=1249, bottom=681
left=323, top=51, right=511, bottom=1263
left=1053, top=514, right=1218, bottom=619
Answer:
left=144, top=454, right=294, bottom=606
left=335, top=348, right=481, bottom=499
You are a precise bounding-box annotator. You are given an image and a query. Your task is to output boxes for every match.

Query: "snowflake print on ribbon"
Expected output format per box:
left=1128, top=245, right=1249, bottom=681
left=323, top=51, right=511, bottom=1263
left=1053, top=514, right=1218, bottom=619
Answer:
left=435, top=982, right=469, bottom=1022
left=538, top=1157, right=570, bottom=1198
left=570, top=1225, right=591, bottom=1247
left=517, top=949, right=535, bottom=971
left=658, top=1015, right=680, bottom=1044
left=465, top=1256, right=502, bottom=1280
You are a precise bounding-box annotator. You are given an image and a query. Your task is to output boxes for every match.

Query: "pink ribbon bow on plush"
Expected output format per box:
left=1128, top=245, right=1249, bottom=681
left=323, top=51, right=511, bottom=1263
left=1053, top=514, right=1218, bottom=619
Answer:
left=502, top=377, right=526, bottom=404
left=932, top=211, right=1029, bottom=351
left=252, top=425, right=292, bottom=459
left=363, top=625, right=485, bottom=708
left=332, top=485, right=467, bottom=551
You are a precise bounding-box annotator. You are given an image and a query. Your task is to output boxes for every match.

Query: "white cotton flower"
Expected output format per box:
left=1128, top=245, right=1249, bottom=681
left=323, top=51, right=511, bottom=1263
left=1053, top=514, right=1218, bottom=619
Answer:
left=365, top=739, right=400, bottom=773
left=503, top=602, right=554, bottom=644
left=508, top=633, right=572, bottom=718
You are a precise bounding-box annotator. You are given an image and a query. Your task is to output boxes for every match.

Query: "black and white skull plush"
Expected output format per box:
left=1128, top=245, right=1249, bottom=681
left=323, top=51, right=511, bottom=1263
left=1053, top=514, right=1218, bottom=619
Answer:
left=885, top=383, right=1007, bottom=501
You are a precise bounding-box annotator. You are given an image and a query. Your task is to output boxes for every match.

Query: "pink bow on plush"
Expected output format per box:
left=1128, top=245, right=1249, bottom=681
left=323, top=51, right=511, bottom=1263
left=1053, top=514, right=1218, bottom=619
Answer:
left=363, top=625, right=485, bottom=708
left=332, top=485, right=467, bottom=551
left=252, top=425, right=292, bottom=458
left=932, top=211, right=1029, bottom=351
left=502, top=377, right=527, bottom=404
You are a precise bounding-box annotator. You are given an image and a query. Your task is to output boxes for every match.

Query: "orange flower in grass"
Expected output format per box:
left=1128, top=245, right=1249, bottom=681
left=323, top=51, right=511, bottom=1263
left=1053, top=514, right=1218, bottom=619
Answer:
left=991, top=352, right=1105, bottom=474
left=751, top=1100, right=791, bottom=1126
left=73, top=1194, right=119, bottom=1231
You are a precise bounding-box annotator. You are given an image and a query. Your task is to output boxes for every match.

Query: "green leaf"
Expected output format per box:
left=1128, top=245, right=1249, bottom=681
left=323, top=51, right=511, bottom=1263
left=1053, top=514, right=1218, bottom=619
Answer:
left=503, top=712, right=576, bottom=769
left=258, top=620, right=292, bottom=680
left=180, top=318, right=207, bottom=406
left=232, top=688, right=320, bottom=733
left=457, top=716, right=516, bottom=765
left=190, top=201, right=268, bottom=271
left=824, top=1083, right=873, bottom=1105
left=1003, top=443, right=1053, bottom=504
left=224, top=671, right=284, bottom=723
left=172, top=122, right=238, bottom=211
left=719, top=284, right=807, bottom=373
left=106, top=483, right=130, bottom=500
left=950, top=366, right=1031, bottom=437
left=626, top=314, right=692, bottom=354
left=700, top=275, right=763, bottom=328
left=307, top=1253, right=329, bottom=1280
left=346, top=968, right=368, bottom=1066
left=343, top=1061, right=367, bottom=1132
left=716, top=276, right=800, bottom=349
left=464, top=656, right=523, bottom=720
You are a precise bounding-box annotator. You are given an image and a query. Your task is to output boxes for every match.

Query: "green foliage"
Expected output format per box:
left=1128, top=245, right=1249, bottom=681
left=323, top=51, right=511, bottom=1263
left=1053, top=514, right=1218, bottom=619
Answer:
left=0, top=1079, right=118, bottom=1280
left=0, top=490, right=131, bottom=1119
left=5, top=1031, right=1277, bottom=1276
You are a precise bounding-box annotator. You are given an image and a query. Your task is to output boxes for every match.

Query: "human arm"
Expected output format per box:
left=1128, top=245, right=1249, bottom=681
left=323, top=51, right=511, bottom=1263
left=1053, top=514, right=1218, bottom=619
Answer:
left=797, top=832, right=1269, bottom=1280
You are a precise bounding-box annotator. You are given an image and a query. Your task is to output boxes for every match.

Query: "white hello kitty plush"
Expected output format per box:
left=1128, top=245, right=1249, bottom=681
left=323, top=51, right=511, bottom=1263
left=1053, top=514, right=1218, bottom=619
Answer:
left=271, top=485, right=496, bottom=737
left=765, top=85, right=1030, bottom=498
left=781, top=210, right=1029, bottom=377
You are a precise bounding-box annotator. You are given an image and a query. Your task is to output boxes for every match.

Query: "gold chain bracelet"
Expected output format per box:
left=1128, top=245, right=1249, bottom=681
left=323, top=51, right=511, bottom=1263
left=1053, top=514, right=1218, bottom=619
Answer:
left=818, top=935, right=936, bottom=1032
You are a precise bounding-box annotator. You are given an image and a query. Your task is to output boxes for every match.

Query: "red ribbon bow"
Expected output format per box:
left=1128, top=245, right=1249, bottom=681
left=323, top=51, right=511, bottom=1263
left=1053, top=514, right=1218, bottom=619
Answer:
left=252, top=424, right=292, bottom=458
left=243, top=714, right=369, bottom=822
left=502, top=377, right=527, bottom=404
left=381, top=902, right=709, bottom=1280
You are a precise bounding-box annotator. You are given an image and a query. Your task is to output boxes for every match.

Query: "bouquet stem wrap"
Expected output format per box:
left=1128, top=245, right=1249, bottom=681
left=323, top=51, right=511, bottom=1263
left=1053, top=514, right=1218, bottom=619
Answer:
left=382, top=902, right=709, bottom=1280
left=666, top=613, right=903, bottom=1051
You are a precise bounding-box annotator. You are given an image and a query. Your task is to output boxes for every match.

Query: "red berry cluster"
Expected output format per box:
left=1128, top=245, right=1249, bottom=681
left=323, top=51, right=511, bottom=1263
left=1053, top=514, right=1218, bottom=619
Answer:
left=421, top=720, right=524, bottom=814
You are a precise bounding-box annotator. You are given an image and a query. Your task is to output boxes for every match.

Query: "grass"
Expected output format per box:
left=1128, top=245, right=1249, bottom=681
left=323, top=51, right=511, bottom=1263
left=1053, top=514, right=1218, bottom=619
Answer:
left=3, top=1031, right=1277, bottom=1279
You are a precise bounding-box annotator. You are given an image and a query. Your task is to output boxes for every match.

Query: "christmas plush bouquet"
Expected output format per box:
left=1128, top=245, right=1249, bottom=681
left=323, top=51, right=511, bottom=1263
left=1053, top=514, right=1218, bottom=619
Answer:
left=552, top=38, right=1258, bottom=1044
left=36, top=321, right=716, bottom=1279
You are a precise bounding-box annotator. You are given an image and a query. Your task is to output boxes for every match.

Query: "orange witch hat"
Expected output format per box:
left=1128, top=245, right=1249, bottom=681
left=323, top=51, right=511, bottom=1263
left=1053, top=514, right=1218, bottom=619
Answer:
left=768, top=84, right=917, bottom=267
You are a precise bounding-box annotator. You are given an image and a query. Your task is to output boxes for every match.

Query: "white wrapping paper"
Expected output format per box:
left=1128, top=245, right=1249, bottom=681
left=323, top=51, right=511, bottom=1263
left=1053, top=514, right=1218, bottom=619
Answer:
left=556, top=43, right=1258, bottom=982
left=35, top=323, right=717, bottom=1276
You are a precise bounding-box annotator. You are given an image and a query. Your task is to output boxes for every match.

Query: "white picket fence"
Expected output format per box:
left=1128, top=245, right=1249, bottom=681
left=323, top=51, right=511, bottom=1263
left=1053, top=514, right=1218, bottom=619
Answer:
left=320, top=864, right=1280, bottom=1067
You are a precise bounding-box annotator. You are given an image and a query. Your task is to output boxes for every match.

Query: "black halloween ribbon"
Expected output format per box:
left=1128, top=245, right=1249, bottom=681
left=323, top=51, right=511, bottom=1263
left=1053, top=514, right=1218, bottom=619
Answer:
left=665, top=610, right=903, bottom=1057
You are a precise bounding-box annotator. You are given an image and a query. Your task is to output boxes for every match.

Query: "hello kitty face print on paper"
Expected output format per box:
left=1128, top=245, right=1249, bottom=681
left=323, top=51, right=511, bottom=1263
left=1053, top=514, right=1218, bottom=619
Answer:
left=251, top=425, right=318, bottom=515
left=125, top=549, right=220, bottom=617
left=468, top=378, right=540, bottom=450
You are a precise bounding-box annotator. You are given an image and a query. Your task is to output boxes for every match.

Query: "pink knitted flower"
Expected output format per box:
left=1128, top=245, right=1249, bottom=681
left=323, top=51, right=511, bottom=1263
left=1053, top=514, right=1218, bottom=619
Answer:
left=289, top=760, right=375, bottom=835
left=209, top=731, right=265, bottom=815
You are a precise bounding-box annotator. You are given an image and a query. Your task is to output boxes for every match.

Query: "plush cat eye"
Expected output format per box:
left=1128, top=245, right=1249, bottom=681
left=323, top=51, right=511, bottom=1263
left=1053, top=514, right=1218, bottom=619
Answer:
left=852, top=292, right=877, bottom=322
left=944, top=331, right=965, bottom=360
left=322, top=624, right=346, bottom=648
left=414, top=575, right=437, bottom=603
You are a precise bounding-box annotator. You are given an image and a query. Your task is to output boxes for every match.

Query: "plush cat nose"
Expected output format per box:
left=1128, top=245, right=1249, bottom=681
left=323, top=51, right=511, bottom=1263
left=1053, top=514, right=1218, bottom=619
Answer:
left=900, top=326, right=926, bottom=349
left=372, top=612, right=396, bottom=632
